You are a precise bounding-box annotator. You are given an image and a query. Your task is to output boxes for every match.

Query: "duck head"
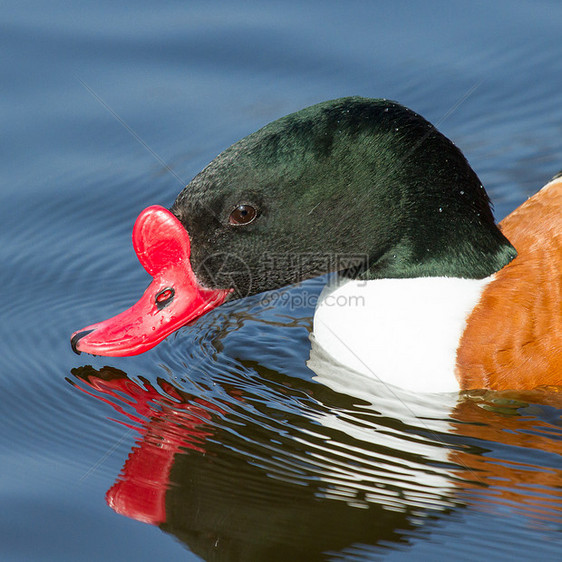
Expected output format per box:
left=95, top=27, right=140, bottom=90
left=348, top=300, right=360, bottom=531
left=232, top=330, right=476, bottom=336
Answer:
left=71, top=97, right=516, bottom=356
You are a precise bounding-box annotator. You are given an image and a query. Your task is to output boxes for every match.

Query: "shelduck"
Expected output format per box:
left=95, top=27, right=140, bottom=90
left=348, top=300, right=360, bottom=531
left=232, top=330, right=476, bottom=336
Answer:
left=71, top=97, right=562, bottom=392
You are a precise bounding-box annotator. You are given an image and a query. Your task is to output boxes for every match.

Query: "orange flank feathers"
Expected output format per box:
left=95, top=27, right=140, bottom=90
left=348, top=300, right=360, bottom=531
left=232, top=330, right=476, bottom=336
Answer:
left=457, top=178, right=562, bottom=390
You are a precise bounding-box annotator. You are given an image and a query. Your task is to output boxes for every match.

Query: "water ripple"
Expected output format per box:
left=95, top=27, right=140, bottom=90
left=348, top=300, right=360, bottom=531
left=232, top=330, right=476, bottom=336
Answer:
left=64, top=290, right=562, bottom=559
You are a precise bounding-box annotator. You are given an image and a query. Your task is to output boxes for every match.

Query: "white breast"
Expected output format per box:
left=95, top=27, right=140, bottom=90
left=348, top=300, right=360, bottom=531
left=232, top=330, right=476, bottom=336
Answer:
left=312, top=276, right=491, bottom=393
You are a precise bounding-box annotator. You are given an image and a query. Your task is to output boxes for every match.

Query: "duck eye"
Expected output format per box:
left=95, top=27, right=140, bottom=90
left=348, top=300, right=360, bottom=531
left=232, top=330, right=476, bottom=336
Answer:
left=229, top=204, right=257, bottom=226
left=155, top=287, right=175, bottom=310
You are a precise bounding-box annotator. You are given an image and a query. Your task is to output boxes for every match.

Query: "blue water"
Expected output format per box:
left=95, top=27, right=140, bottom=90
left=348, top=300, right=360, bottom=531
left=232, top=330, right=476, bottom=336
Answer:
left=2, top=1, right=562, bottom=560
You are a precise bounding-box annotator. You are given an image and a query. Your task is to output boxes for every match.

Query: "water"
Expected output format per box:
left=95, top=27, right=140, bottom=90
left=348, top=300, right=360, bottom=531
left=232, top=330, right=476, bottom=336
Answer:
left=2, top=1, right=562, bottom=560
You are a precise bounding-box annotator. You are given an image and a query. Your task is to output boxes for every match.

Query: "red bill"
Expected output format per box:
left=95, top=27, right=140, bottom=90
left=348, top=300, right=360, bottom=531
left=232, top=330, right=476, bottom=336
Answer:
left=71, top=205, right=231, bottom=356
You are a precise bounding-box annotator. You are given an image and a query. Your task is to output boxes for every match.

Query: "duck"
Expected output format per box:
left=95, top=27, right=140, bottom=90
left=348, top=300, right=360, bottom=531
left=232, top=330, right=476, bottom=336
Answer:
left=71, top=96, right=562, bottom=393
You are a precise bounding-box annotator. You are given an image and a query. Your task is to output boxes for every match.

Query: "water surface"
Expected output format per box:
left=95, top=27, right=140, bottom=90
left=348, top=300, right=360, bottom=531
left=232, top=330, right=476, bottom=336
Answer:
left=2, top=1, right=562, bottom=560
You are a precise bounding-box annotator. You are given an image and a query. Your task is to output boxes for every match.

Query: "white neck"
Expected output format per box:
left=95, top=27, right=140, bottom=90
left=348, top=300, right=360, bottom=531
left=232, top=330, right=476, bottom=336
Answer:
left=312, top=276, right=492, bottom=393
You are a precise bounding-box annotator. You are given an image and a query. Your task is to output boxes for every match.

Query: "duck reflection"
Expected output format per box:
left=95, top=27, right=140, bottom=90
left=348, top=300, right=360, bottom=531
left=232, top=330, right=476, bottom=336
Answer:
left=70, top=359, right=562, bottom=560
